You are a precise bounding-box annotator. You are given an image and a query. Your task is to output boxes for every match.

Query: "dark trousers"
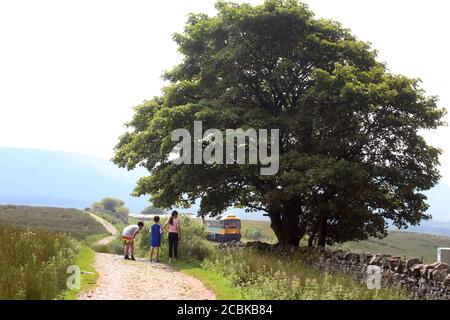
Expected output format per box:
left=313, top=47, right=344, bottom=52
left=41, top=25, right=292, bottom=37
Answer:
left=168, top=232, right=179, bottom=258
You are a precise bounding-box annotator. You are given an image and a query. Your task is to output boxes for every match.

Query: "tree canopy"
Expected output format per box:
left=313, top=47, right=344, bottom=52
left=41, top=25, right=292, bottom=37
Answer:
left=92, top=197, right=129, bottom=221
left=113, top=0, right=445, bottom=246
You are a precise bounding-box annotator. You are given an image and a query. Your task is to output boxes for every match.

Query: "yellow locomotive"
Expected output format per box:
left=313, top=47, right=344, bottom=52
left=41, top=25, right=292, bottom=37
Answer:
left=204, top=215, right=242, bottom=242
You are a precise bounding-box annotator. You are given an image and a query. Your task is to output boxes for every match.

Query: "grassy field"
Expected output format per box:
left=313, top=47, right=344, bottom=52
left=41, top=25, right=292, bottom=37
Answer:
left=0, top=205, right=107, bottom=239
left=172, top=261, right=243, bottom=300
left=0, top=226, right=79, bottom=299
left=240, top=219, right=450, bottom=263
left=0, top=206, right=110, bottom=299
left=241, top=219, right=276, bottom=243
left=202, top=250, right=406, bottom=300
left=336, top=232, right=450, bottom=263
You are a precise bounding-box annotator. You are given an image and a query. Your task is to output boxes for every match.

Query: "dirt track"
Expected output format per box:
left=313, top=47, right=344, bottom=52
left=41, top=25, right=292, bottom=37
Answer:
left=78, top=214, right=215, bottom=300
left=89, top=213, right=118, bottom=246
left=78, top=253, right=215, bottom=300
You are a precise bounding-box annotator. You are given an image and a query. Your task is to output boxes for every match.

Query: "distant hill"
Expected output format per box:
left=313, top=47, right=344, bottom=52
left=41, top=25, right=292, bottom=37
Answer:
left=403, top=220, right=450, bottom=237
left=0, top=147, right=150, bottom=213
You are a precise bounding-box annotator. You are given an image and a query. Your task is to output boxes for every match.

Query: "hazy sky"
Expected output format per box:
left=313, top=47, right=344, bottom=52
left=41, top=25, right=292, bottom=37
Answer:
left=1, top=0, right=450, bottom=182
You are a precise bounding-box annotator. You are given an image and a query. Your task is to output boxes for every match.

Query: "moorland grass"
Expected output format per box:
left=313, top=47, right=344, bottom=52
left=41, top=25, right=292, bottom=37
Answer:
left=202, top=250, right=407, bottom=300
left=0, top=226, right=79, bottom=299
left=173, top=260, right=243, bottom=300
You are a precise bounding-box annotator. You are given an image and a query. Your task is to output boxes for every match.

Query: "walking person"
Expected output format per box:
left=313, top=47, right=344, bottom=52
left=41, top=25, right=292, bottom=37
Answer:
left=164, top=210, right=181, bottom=263
left=149, top=216, right=162, bottom=263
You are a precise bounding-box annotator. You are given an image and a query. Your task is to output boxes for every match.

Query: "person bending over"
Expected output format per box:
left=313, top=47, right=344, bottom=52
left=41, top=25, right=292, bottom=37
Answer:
left=122, top=221, right=144, bottom=261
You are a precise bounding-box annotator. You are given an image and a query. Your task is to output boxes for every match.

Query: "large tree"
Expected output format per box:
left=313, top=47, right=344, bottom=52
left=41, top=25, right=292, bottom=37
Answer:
left=113, top=0, right=445, bottom=246
left=92, top=197, right=125, bottom=213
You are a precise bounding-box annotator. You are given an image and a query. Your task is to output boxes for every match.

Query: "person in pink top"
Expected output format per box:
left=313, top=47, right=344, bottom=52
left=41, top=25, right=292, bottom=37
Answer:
left=163, top=210, right=181, bottom=263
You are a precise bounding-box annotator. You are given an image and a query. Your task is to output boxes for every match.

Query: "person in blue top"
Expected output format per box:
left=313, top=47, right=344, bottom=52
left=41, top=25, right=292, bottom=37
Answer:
left=150, top=216, right=162, bottom=263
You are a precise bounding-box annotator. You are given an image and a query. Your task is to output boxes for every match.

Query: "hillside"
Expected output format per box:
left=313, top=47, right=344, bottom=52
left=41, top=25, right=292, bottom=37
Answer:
left=0, top=205, right=107, bottom=239
left=336, top=232, right=450, bottom=263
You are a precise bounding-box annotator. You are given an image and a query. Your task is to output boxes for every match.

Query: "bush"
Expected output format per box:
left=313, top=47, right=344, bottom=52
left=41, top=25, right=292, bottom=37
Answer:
left=0, top=226, right=79, bottom=299
left=91, top=198, right=129, bottom=222
left=92, top=238, right=124, bottom=255
left=137, top=215, right=213, bottom=261
left=92, top=198, right=124, bottom=212
left=243, top=227, right=263, bottom=241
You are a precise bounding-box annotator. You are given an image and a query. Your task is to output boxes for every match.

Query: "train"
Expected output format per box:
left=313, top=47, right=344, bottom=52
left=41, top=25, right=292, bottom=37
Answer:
left=204, top=215, right=242, bottom=243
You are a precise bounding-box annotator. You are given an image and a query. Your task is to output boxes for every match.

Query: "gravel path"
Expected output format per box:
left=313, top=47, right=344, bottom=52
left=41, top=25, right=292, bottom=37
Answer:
left=89, top=213, right=118, bottom=246
left=79, top=214, right=215, bottom=300
left=78, top=253, right=215, bottom=300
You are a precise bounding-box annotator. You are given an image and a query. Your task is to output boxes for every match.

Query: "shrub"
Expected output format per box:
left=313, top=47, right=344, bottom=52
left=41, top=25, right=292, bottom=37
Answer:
left=115, top=206, right=129, bottom=220
left=0, top=226, right=79, bottom=299
left=91, top=198, right=129, bottom=223
left=92, top=198, right=124, bottom=212
left=243, top=227, right=263, bottom=241
left=95, top=239, right=124, bottom=255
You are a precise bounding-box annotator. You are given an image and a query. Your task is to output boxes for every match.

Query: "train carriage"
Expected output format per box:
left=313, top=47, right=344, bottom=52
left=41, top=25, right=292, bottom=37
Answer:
left=204, top=215, right=241, bottom=243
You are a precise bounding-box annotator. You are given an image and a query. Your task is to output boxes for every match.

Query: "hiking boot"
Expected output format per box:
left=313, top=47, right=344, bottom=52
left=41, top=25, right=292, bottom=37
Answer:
left=131, top=256, right=136, bottom=261
left=124, top=255, right=130, bottom=260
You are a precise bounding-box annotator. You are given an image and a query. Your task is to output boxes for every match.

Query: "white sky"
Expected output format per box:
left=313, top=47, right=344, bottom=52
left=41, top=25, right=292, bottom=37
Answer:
left=1, top=0, right=449, bottom=183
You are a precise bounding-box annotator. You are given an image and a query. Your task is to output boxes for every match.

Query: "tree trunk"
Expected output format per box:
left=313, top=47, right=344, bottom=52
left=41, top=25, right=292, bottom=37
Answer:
left=308, top=231, right=316, bottom=247
left=269, top=207, right=284, bottom=243
left=268, top=197, right=304, bottom=246
left=317, top=216, right=328, bottom=247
